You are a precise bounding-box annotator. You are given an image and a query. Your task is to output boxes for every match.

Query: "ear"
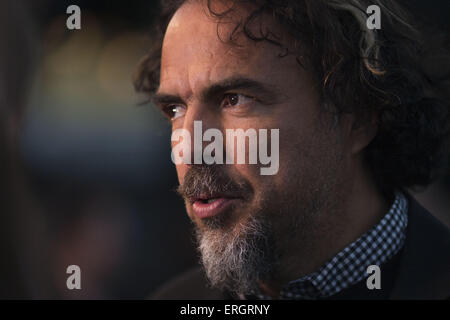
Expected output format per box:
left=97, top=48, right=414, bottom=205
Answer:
left=349, top=113, right=378, bottom=154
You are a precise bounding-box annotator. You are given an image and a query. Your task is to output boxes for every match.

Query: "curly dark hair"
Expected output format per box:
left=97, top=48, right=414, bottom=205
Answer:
left=135, top=0, right=450, bottom=195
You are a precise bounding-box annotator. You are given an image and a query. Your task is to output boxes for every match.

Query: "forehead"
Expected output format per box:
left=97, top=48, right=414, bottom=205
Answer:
left=159, top=1, right=304, bottom=98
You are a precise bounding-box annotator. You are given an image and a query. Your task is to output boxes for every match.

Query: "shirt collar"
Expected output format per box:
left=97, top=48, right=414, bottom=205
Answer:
left=257, top=191, right=408, bottom=300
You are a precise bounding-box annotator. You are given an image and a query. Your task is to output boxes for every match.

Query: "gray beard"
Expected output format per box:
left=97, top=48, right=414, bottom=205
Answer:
left=194, top=214, right=277, bottom=296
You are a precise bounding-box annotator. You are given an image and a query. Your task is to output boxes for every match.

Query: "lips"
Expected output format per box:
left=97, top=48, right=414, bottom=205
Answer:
left=190, top=194, right=241, bottom=219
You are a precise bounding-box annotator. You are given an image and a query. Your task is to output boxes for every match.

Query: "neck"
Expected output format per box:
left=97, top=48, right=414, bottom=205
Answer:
left=261, top=157, right=390, bottom=298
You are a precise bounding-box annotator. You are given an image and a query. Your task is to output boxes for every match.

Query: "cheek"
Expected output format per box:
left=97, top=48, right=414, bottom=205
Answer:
left=175, top=164, right=188, bottom=185
left=273, top=121, right=327, bottom=186
left=230, top=163, right=261, bottom=185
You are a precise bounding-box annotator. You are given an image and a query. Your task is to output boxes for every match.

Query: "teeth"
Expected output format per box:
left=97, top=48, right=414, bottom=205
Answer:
left=206, top=198, right=217, bottom=204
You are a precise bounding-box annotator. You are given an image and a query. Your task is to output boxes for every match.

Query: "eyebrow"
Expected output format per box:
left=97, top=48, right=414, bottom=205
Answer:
left=152, top=76, right=282, bottom=106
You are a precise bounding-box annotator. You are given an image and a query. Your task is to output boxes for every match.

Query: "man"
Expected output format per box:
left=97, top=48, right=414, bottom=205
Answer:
left=135, top=0, right=450, bottom=299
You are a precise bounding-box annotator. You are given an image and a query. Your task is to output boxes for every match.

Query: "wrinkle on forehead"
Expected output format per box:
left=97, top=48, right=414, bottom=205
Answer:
left=161, top=1, right=248, bottom=98
left=159, top=0, right=309, bottom=101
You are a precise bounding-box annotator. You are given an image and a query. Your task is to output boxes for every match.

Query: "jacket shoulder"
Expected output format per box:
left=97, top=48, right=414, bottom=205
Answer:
left=149, top=267, right=227, bottom=300
left=391, top=195, right=450, bottom=299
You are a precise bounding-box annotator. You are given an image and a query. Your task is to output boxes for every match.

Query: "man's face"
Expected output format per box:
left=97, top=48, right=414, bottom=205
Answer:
left=156, top=1, right=352, bottom=294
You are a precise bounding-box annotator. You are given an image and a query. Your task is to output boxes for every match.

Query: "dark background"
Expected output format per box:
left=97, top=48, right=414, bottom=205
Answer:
left=17, top=0, right=196, bottom=299
left=8, top=0, right=450, bottom=298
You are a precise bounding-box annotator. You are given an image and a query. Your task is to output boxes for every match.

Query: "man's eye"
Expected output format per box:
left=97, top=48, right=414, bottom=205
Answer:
left=163, top=105, right=186, bottom=120
left=222, top=93, right=255, bottom=108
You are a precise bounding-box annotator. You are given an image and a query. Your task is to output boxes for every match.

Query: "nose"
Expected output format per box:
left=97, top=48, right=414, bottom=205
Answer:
left=180, top=103, right=223, bottom=166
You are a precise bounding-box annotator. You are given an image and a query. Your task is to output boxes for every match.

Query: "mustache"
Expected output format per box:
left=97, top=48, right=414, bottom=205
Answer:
left=176, top=165, right=252, bottom=202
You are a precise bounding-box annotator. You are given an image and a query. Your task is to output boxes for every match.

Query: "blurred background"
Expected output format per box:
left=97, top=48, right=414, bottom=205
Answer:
left=0, top=0, right=449, bottom=299
left=3, top=0, right=196, bottom=299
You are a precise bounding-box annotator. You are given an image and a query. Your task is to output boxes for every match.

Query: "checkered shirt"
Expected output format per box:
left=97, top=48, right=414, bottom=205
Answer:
left=256, top=191, right=408, bottom=300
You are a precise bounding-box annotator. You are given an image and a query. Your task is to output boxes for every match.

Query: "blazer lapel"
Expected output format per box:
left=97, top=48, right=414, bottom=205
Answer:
left=390, top=194, right=450, bottom=299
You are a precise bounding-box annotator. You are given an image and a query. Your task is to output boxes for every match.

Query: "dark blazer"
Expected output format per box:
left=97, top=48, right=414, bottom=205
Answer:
left=151, top=195, right=450, bottom=299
